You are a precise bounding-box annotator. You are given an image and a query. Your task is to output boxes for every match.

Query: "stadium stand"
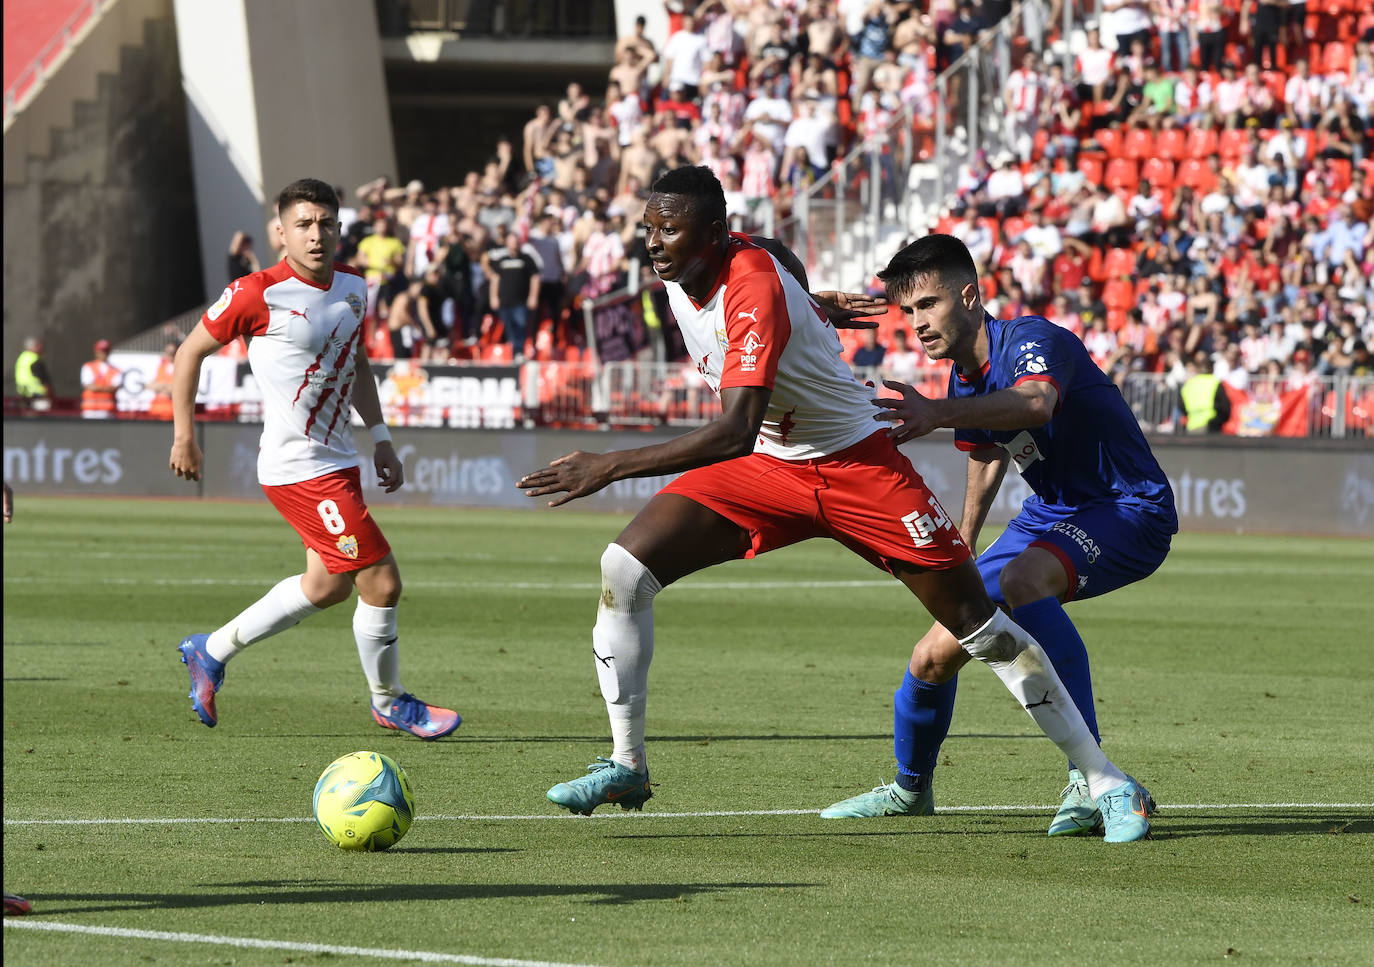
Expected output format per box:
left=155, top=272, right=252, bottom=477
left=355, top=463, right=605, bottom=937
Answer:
left=10, top=1, right=1367, bottom=437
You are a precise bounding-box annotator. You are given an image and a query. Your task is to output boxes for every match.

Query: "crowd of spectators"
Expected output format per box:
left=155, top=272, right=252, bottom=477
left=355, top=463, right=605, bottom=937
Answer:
left=850, top=0, right=1374, bottom=432
left=231, top=1, right=1371, bottom=430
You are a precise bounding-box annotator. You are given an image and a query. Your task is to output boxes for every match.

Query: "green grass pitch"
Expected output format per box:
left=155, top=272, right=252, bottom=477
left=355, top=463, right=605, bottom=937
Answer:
left=4, top=497, right=1371, bottom=966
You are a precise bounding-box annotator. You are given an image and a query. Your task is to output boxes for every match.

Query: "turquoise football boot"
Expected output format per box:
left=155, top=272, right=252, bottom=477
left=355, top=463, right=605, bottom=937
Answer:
left=1048, top=768, right=1104, bottom=836
left=1096, top=776, right=1156, bottom=843
left=547, top=757, right=651, bottom=815
left=820, top=780, right=934, bottom=818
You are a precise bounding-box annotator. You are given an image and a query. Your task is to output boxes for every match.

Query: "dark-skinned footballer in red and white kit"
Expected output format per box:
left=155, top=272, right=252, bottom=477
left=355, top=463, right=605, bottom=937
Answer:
left=169, top=178, right=460, bottom=741
left=518, top=166, right=1153, bottom=840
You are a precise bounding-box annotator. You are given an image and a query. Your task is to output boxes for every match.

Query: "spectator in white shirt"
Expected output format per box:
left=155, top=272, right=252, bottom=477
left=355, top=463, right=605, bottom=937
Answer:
left=661, top=14, right=710, bottom=101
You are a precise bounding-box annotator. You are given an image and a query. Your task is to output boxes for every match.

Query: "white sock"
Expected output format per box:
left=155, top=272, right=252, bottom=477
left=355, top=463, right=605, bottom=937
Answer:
left=354, top=601, right=404, bottom=711
left=594, top=544, right=661, bottom=774
left=959, top=610, right=1128, bottom=799
left=206, top=575, right=320, bottom=663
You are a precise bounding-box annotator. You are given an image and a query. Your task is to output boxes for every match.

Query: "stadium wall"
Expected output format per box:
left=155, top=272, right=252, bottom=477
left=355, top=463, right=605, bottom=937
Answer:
left=3, top=421, right=1371, bottom=537
left=3, top=0, right=204, bottom=398
left=174, top=0, right=397, bottom=304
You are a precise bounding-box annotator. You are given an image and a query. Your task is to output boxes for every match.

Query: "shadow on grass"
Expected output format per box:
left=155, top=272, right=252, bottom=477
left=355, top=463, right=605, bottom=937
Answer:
left=1150, top=814, right=1374, bottom=839
left=227, top=732, right=1043, bottom=743
left=389, top=847, right=520, bottom=855
left=26, top=879, right=821, bottom=915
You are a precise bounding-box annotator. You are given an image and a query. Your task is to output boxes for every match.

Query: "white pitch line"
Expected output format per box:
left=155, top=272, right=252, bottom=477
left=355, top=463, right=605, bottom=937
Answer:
left=2, top=920, right=607, bottom=967
left=4, top=803, right=1371, bottom=826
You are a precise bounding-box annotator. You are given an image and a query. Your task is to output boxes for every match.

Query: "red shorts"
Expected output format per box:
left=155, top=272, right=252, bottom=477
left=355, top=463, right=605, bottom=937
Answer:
left=660, top=431, right=970, bottom=573
left=262, top=467, right=392, bottom=574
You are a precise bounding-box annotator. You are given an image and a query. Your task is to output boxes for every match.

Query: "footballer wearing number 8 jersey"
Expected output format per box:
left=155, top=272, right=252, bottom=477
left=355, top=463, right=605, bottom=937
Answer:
left=518, top=167, right=1154, bottom=840
left=168, top=177, right=459, bottom=740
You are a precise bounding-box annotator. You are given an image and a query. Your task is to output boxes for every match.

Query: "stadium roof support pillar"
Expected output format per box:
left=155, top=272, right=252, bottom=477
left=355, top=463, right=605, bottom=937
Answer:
left=173, top=0, right=397, bottom=303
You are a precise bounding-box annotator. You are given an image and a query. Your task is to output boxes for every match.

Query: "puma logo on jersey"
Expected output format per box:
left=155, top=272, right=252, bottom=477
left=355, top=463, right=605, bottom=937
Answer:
left=740, top=330, right=765, bottom=372
left=738, top=307, right=759, bottom=323
left=289, top=308, right=311, bottom=322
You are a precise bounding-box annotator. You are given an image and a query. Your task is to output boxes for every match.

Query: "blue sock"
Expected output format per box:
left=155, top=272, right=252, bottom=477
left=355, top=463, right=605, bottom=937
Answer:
left=1010, top=596, right=1100, bottom=746
left=892, top=669, right=957, bottom=791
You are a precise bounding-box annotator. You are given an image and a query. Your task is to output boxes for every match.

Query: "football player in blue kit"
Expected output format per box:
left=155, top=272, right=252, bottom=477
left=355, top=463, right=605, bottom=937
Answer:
left=823, top=234, right=1177, bottom=838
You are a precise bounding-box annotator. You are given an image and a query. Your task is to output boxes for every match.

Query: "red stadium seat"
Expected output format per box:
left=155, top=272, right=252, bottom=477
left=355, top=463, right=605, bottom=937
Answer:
left=1002, top=215, right=1030, bottom=240
left=1140, top=157, right=1176, bottom=188
left=1123, top=128, right=1154, bottom=161
left=1186, top=127, right=1219, bottom=159
left=1323, top=41, right=1352, bottom=75
left=1077, top=154, right=1105, bottom=186
left=1104, top=158, right=1138, bottom=191
left=1218, top=129, right=1249, bottom=163
left=1094, top=128, right=1125, bottom=158
left=1177, top=158, right=1217, bottom=193
left=1156, top=128, right=1187, bottom=162
left=1102, top=247, right=1137, bottom=280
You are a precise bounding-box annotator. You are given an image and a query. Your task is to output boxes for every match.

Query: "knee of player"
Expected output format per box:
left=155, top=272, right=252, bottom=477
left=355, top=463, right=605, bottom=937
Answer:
left=307, top=573, right=355, bottom=609
left=908, top=630, right=963, bottom=682
left=998, top=556, right=1059, bottom=607
left=356, top=566, right=403, bottom=607
left=599, top=542, right=662, bottom=613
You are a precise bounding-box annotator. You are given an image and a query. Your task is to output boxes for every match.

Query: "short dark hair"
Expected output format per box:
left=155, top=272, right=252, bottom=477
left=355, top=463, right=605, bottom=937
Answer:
left=276, top=178, right=339, bottom=217
left=650, top=165, right=727, bottom=227
left=877, top=234, right=978, bottom=302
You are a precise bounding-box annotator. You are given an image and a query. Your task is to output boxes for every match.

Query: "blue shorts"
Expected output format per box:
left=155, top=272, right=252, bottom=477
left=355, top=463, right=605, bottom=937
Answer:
left=976, top=501, right=1173, bottom=605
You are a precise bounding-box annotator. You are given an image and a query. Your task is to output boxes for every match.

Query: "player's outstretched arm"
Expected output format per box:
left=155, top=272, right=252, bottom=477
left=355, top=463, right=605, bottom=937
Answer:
left=169, top=322, right=226, bottom=482
left=812, top=290, right=886, bottom=329
left=873, top=379, right=1059, bottom=442
left=351, top=348, right=404, bottom=494
left=518, top=385, right=771, bottom=507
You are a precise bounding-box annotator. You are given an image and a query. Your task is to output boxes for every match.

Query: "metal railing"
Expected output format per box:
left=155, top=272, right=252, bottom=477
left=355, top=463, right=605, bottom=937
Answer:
left=775, top=0, right=1056, bottom=291
left=3, top=0, right=114, bottom=128
left=1120, top=373, right=1374, bottom=439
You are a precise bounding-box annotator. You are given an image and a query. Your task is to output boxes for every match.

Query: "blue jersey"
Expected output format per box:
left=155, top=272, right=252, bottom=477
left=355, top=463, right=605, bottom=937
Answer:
left=950, top=314, right=1177, bottom=529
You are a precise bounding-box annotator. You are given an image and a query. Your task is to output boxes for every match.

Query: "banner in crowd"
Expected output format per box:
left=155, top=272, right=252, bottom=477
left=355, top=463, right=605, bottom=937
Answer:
left=5, top=420, right=1372, bottom=536
left=107, top=352, right=523, bottom=428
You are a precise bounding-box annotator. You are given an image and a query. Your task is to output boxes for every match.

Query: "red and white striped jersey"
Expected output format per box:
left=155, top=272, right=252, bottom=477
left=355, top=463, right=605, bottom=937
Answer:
left=663, top=233, right=874, bottom=459
left=741, top=144, right=777, bottom=200
left=201, top=260, right=369, bottom=486
left=1006, top=67, right=1044, bottom=116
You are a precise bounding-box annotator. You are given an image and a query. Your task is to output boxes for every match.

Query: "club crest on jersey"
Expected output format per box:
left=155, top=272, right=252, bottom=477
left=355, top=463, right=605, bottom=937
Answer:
left=345, top=292, right=364, bottom=320
left=739, top=330, right=765, bottom=373
left=206, top=281, right=240, bottom=322
left=335, top=534, right=359, bottom=559
left=1016, top=351, right=1048, bottom=377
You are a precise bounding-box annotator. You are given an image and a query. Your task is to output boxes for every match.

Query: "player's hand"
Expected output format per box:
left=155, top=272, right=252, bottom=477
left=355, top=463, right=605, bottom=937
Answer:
left=812, top=290, right=887, bottom=329
left=872, top=379, right=941, bottom=442
left=170, top=438, right=204, bottom=482
left=374, top=441, right=405, bottom=493
left=516, top=451, right=614, bottom=507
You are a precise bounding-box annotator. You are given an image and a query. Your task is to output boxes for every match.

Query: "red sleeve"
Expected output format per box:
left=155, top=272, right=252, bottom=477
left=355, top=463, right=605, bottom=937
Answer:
left=719, top=252, right=791, bottom=390
left=202, top=274, right=269, bottom=344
